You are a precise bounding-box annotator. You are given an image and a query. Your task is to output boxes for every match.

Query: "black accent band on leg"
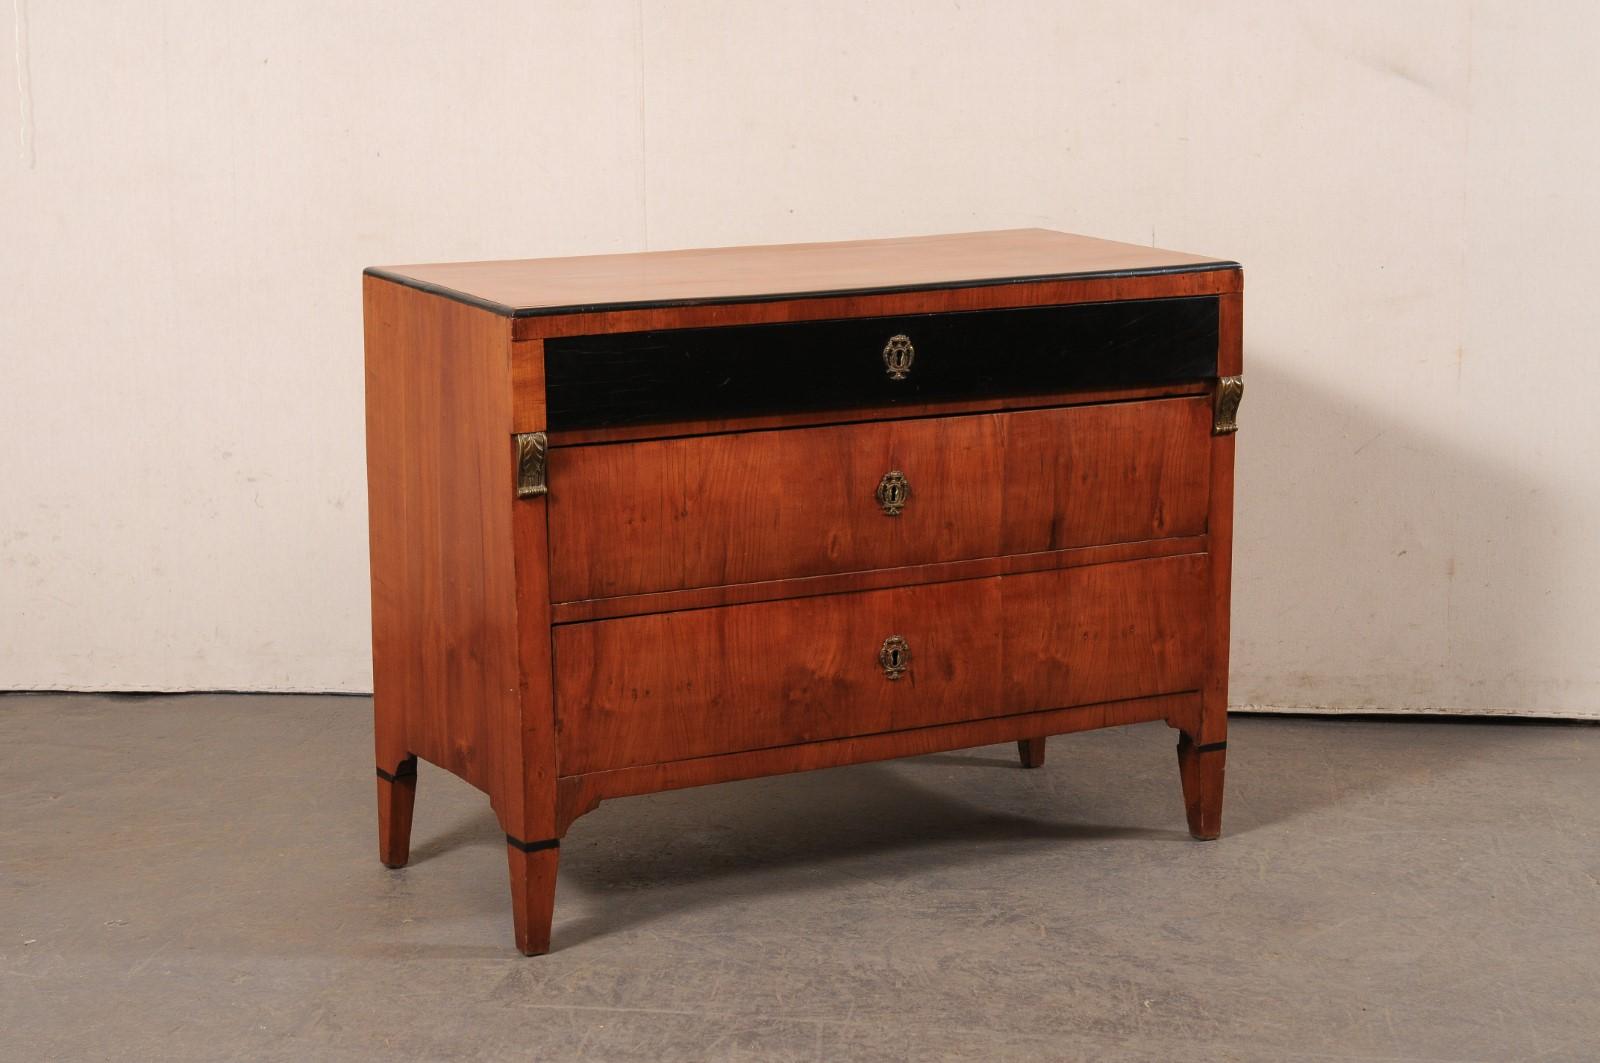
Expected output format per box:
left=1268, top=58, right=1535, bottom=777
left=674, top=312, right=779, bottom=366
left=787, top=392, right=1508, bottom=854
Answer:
left=506, top=834, right=560, bottom=854
left=376, top=756, right=418, bottom=784
left=1196, top=740, right=1228, bottom=754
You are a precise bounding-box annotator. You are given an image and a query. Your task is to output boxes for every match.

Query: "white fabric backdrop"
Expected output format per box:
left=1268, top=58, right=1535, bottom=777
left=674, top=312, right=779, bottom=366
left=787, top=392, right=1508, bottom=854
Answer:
left=3, top=2, right=1597, bottom=718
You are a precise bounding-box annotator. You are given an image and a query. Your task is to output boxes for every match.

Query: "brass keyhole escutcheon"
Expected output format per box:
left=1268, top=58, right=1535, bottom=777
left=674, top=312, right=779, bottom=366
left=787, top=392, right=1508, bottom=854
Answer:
left=876, top=469, right=910, bottom=516
left=879, top=635, right=910, bottom=680
left=882, top=333, right=914, bottom=380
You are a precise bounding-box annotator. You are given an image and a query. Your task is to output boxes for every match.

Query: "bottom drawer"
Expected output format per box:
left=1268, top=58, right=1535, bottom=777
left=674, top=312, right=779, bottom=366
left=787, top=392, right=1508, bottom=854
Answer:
left=553, top=554, right=1210, bottom=775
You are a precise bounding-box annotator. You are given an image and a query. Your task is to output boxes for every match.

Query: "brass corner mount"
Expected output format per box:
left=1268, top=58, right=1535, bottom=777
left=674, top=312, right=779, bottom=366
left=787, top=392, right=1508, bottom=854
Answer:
left=1213, top=376, right=1243, bottom=435
left=515, top=432, right=548, bottom=498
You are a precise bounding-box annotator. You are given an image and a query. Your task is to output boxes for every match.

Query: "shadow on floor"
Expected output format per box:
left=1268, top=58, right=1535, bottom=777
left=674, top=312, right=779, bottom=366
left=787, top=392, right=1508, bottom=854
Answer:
left=397, top=714, right=1513, bottom=951
left=553, top=756, right=1190, bottom=948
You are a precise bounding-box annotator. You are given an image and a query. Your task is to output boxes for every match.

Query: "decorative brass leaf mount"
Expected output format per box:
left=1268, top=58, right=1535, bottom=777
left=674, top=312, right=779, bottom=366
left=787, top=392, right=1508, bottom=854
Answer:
left=1213, top=376, right=1243, bottom=436
left=515, top=432, right=548, bottom=497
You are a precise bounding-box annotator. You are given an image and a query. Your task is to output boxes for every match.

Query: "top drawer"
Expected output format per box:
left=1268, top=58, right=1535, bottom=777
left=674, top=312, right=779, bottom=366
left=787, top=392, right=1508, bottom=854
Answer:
left=544, top=297, right=1219, bottom=430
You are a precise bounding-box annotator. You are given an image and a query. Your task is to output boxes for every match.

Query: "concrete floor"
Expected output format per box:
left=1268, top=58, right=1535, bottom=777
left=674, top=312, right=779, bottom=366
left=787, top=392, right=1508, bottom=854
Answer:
left=2, top=696, right=1597, bottom=1062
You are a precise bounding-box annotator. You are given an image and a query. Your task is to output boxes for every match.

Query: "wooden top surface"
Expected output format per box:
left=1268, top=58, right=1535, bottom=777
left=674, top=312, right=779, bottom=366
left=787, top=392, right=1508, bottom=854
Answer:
left=366, top=229, right=1237, bottom=318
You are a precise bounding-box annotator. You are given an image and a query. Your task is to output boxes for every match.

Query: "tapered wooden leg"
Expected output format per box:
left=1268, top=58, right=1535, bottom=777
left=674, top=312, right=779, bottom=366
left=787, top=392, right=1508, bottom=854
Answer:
left=507, top=839, right=560, bottom=956
left=1017, top=737, right=1046, bottom=769
left=376, top=756, right=418, bottom=869
left=1176, top=733, right=1225, bottom=840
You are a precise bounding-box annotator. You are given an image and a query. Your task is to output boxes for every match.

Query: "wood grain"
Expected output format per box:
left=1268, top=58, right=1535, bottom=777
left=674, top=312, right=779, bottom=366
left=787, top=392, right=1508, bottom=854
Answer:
left=1203, top=304, right=1241, bottom=749
left=508, top=491, right=559, bottom=842
left=554, top=578, right=1002, bottom=774
left=510, top=339, right=546, bottom=433
left=507, top=843, right=560, bottom=956
left=555, top=693, right=1203, bottom=834
left=362, top=233, right=1242, bottom=955
left=516, top=271, right=1239, bottom=341
left=1177, top=733, right=1225, bottom=840
left=548, top=397, right=1210, bottom=602
left=996, top=398, right=1211, bottom=554
left=548, top=411, right=1002, bottom=602
left=363, top=277, right=520, bottom=801
left=1217, top=291, right=1243, bottom=378
left=1174, top=285, right=1243, bottom=840
left=1000, top=554, right=1208, bottom=709
left=371, top=228, right=1235, bottom=318
left=552, top=554, right=1208, bottom=775
left=544, top=382, right=1209, bottom=448
left=375, top=764, right=417, bottom=869
left=548, top=535, right=1207, bottom=625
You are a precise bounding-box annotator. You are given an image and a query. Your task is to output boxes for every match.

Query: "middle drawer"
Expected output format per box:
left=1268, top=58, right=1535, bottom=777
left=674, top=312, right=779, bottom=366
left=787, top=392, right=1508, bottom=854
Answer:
left=547, top=395, right=1211, bottom=603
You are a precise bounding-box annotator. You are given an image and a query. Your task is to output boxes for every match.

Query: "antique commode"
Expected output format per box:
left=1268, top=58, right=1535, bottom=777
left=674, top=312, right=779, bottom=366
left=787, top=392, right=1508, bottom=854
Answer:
left=362, top=229, right=1242, bottom=954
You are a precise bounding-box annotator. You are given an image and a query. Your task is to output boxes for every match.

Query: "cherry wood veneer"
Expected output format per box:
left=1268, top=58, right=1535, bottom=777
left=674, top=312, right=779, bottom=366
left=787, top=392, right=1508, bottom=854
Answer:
left=369, top=228, right=1234, bottom=319
left=554, top=555, right=1207, bottom=774
left=363, top=229, right=1242, bottom=954
left=547, top=534, right=1208, bottom=624
left=548, top=397, right=1209, bottom=602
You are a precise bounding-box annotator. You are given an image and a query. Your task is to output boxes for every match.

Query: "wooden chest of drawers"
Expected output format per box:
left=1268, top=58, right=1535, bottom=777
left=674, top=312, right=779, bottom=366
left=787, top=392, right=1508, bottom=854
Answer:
left=362, top=229, right=1242, bottom=955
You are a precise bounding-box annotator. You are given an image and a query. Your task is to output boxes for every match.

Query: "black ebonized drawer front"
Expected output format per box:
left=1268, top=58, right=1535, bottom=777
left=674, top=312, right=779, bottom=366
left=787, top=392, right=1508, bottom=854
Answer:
left=544, top=296, right=1219, bottom=430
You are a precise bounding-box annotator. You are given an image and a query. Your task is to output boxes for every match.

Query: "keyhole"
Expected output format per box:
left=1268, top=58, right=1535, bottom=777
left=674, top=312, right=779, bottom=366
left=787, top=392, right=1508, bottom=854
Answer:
left=879, top=635, right=910, bottom=679
left=876, top=470, right=910, bottom=516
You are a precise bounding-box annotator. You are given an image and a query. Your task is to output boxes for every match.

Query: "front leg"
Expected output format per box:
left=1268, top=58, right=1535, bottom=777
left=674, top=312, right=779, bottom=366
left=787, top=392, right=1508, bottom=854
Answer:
left=506, top=836, right=561, bottom=956
left=1175, top=733, right=1225, bottom=840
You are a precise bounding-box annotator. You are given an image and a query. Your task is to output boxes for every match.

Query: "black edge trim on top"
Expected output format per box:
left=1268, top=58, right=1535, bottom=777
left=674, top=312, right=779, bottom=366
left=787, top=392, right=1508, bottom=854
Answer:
left=363, top=261, right=1243, bottom=320
left=376, top=756, right=418, bottom=784
left=505, top=834, right=561, bottom=854
left=365, top=268, right=520, bottom=316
